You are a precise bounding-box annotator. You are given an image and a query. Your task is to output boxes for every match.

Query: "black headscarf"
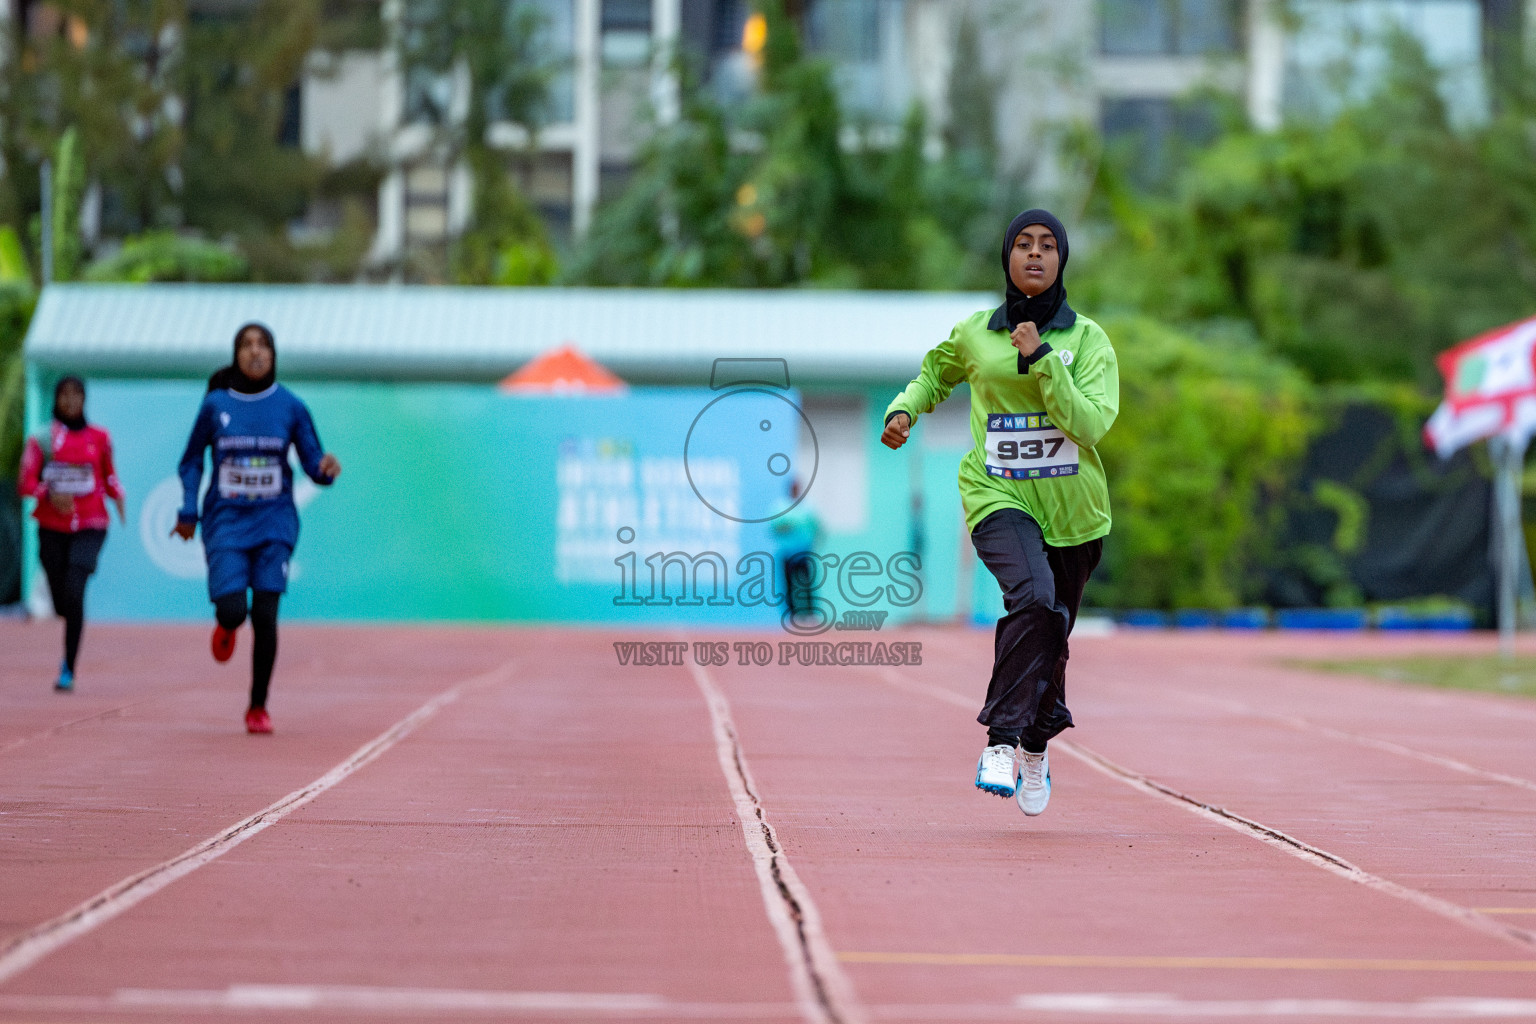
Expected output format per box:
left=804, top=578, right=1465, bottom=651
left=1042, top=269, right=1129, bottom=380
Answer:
left=208, top=322, right=277, bottom=394
left=991, top=208, right=1076, bottom=334
left=52, top=375, right=87, bottom=431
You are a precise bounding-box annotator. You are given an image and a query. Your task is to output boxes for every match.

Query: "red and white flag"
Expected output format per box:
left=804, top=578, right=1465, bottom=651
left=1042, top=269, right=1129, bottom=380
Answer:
left=1424, top=314, right=1536, bottom=456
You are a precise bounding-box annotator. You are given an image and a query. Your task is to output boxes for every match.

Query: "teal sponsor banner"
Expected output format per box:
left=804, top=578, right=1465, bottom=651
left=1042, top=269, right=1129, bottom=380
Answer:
left=69, top=381, right=793, bottom=624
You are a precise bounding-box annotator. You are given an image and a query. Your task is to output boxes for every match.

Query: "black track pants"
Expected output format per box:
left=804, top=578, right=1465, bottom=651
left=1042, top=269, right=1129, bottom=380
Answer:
left=38, top=528, right=106, bottom=673
left=969, top=508, right=1102, bottom=750
left=214, top=590, right=281, bottom=709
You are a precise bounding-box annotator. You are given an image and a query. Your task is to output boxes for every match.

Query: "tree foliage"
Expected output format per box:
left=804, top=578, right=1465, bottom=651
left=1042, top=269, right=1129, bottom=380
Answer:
left=566, top=0, right=1000, bottom=289
left=178, top=0, right=322, bottom=240
left=1066, top=33, right=1536, bottom=610
left=1074, top=34, right=1536, bottom=389
left=1087, top=315, right=1317, bottom=610
left=0, top=0, right=382, bottom=282
left=174, top=0, right=383, bottom=280
left=82, top=230, right=247, bottom=282
left=47, top=127, right=87, bottom=281
left=0, top=0, right=183, bottom=248
left=399, top=0, right=558, bottom=284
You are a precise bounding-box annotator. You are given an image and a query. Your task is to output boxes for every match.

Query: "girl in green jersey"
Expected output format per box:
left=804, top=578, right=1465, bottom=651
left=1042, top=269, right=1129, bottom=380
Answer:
left=881, top=209, right=1118, bottom=817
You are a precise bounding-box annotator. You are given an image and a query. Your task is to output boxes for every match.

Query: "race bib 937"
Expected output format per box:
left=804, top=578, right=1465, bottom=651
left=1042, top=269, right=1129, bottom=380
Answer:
left=984, top=413, right=1079, bottom=480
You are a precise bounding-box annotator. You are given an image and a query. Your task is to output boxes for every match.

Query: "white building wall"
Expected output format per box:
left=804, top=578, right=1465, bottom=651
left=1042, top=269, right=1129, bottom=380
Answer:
left=302, top=51, right=389, bottom=166
left=906, top=0, right=952, bottom=155
left=1283, top=0, right=1488, bottom=125
left=1248, top=0, right=1286, bottom=131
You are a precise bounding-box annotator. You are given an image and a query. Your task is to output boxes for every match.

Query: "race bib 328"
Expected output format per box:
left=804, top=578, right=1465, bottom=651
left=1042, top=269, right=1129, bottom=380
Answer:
left=218, top=456, right=282, bottom=500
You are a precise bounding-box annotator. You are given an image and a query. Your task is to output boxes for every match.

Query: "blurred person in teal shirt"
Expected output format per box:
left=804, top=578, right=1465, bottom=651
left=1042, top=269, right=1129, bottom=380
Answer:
left=774, top=478, right=821, bottom=628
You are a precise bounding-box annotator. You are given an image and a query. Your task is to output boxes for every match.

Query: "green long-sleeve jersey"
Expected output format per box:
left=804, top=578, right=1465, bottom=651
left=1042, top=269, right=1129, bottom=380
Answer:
left=884, top=308, right=1119, bottom=546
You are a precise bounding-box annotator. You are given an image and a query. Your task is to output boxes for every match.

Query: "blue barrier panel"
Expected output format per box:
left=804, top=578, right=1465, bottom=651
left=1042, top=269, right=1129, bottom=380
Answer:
left=1374, top=607, right=1474, bottom=631
left=1275, top=608, right=1368, bottom=630
left=1220, top=607, right=1271, bottom=630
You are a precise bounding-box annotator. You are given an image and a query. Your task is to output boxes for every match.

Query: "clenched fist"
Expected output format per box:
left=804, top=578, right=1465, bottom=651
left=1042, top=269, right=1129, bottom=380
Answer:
left=1010, top=321, right=1042, bottom=358
left=882, top=412, right=912, bottom=450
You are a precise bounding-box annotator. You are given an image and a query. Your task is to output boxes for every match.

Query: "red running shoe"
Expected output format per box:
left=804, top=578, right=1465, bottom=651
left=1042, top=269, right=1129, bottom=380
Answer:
left=244, top=707, right=272, bottom=734
left=211, top=624, right=237, bottom=663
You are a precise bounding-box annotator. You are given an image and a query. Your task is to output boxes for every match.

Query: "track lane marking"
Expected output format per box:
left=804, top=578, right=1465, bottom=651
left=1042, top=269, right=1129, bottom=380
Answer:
left=0, top=658, right=522, bottom=986
left=13, top=986, right=1536, bottom=1018
left=872, top=668, right=1536, bottom=955
left=688, top=660, right=865, bottom=1024
left=1172, top=690, right=1536, bottom=795
left=1014, top=992, right=1536, bottom=1017
left=120, top=985, right=665, bottom=1011
left=0, top=988, right=801, bottom=1017
left=0, top=693, right=196, bottom=757
left=839, top=952, right=1536, bottom=971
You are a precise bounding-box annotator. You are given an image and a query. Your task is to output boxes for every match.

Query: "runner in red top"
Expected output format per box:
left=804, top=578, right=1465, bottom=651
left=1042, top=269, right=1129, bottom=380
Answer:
left=17, top=376, right=126, bottom=691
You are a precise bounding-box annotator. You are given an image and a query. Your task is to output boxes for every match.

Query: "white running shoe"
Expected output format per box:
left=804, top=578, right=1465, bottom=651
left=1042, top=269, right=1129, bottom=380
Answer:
left=1015, top=748, right=1051, bottom=816
left=975, top=744, right=1018, bottom=797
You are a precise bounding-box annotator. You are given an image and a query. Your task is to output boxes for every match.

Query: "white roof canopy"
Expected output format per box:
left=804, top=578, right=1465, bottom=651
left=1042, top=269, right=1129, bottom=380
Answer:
left=24, top=284, right=998, bottom=385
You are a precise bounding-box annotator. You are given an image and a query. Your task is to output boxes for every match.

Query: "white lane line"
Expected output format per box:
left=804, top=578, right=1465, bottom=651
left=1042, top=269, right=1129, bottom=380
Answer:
left=1061, top=741, right=1536, bottom=950
left=8, top=988, right=1536, bottom=1020
left=872, top=669, right=1536, bottom=954
left=0, top=695, right=182, bottom=757
left=0, top=659, right=521, bottom=986
left=0, top=988, right=800, bottom=1018
left=1279, top=662, right=1536, bottom=728
left=1176, top=690, right=1536, bottom=796
left=1014, top=993, right=1536, bottom=1017
left=688, top=661, right=866, bottom=1024
left=121, top=986, right=664, bottom=1011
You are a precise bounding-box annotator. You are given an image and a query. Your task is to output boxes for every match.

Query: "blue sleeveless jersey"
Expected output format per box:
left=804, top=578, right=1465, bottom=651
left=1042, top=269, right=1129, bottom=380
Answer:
left=178, top=384, right=333, bottom=552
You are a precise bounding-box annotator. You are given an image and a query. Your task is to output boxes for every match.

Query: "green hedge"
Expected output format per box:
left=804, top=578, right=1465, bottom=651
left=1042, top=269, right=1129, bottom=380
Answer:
left=1088, top=315, right=1317, bottom=609
left=0, top=283, right=35, bottom=476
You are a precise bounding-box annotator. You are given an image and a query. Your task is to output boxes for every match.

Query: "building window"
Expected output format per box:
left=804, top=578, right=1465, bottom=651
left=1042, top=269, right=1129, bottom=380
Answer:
left=403, top=66, right=453, bottom=126
left=685, top=0, right=907, bottom=119
left=1101, top=96, right=1220, bottom=187
left=603, top=0, right=652, bottom=32
left=279, top=82, right=302, bottom=148
left=403, top=0, right=575, bottom=126
left=603, top=0, right=652, bottom=65
left=805, top=0, right=908, bottom=121
left=806, top=0, right=883, bottom=61
left=1101, top=0, right=1240, bottom=56
left=705, top=0, right=749, bottom=54
left=1282, top=0, right=1486, bottom=126
left=525, top=0, right=577, bottom=122
left=691, top=0, right=751, bottom=104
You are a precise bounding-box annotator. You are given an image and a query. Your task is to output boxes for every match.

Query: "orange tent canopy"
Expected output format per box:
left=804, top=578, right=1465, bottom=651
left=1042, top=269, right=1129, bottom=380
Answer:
left=499, top=343, right=626, bottom=394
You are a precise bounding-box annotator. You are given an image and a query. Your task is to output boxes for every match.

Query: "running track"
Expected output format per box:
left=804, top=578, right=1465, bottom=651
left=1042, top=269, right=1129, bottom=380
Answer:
left=4, top=622, right=1536, bottom=1023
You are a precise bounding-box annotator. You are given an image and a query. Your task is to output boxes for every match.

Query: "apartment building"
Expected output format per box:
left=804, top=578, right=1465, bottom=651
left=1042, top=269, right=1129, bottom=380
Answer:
left=292, top=0, right=1519, bottom=268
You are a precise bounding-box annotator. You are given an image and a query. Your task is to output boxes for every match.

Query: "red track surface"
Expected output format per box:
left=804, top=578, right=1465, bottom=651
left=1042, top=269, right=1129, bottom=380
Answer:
left=4, top=622, right=1536, bottom=1023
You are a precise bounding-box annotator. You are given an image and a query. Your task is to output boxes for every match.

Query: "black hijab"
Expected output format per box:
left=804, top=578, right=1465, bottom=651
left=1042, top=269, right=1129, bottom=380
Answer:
left=991, top=208, right=1076, bottom=334
left=208, top=322, right=277, bottom=394
left=52, top=375, right=87, bottom=431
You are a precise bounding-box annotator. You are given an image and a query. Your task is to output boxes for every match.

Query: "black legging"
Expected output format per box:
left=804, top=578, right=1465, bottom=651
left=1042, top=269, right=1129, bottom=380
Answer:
left=969, top=508, right=1103, bottom=753
left=214, top=590, right=281, bottom=709
left=38, top=528, right=106, bottom=674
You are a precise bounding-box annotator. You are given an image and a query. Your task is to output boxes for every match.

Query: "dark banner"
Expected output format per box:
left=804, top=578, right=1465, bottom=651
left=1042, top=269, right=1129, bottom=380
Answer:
left=1266, top=403, right=1495, bottom=622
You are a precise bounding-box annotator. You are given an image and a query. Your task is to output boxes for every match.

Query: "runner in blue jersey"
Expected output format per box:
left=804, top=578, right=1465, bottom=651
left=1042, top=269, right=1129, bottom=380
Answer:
left=172, top=323, right=341, bottom=734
